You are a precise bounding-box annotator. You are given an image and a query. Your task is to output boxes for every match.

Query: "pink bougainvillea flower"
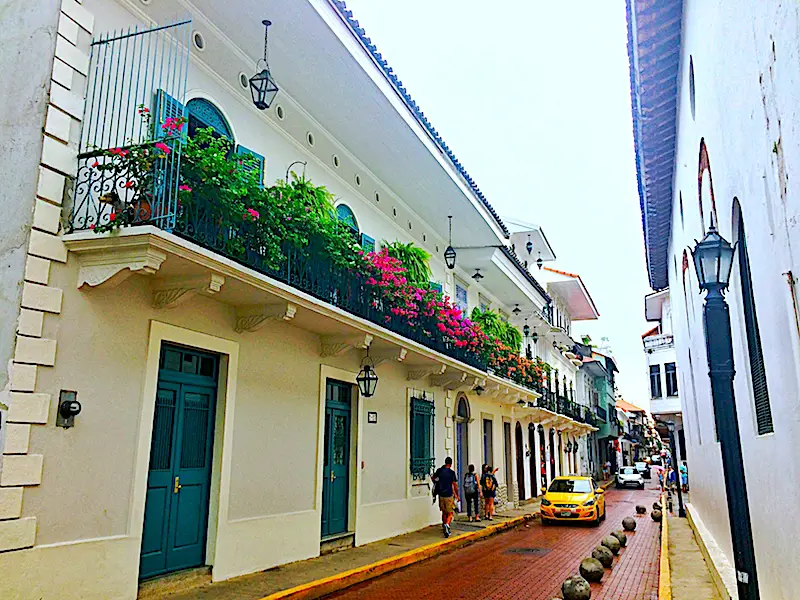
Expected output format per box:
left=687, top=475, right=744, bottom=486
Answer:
left=178, top=185, right=192, bottom=192
left=108, top=212, right=117, bottom=222
left=88, top=224, right=95, bottom=230
left=155, top=142, right=171, bottom=155
left=123, top=181, right=134, bottom=189
left=245, top=208, right=260, bottom=220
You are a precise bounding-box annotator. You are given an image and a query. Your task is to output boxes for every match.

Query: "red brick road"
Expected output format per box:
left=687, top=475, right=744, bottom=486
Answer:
left=327, top=479, right=661, bottom=600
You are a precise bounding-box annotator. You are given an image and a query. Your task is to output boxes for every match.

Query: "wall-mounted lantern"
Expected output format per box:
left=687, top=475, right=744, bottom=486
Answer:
left=56, top=390, right=81, bottom=428
left=356, top=349, right=379, bottom=398
left=249, top=20, right=279, bottom=110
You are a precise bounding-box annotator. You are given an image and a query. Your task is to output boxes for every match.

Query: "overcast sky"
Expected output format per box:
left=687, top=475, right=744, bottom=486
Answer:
left=345, top=0, right=653, bottom=406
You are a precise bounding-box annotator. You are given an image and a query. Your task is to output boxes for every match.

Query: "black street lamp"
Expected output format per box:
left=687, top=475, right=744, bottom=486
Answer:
left=665, top=421, right=685, bottom=518
left=249, top=20, right=279, bottom=110
left=444, top=215, right=456, bottom=269
left=692, top=223, right=760, bottom=600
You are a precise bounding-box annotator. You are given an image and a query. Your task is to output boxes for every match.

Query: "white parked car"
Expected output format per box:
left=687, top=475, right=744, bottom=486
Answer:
left=616, top=466, right=645, bottom=489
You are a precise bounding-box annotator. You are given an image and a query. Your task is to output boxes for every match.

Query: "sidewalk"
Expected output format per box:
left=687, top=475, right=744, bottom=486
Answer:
left=156, top=500, right=540, bottom=600
left=666, top=497, right=721, bottom=600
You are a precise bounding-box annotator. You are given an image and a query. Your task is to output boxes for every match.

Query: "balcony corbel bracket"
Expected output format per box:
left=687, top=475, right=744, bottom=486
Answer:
left=69, top=241, right=167, bottom=289
left=429, top=371, right=467, bottom=390
left=152, top=273, right=225, bottom=309
left=406, top=363, right=446, bottom=381
left=372, top=348, right=408, bottom=367
left=320, top=333, right=373, bottom=357
left=235, top=302, right=297, bottom=333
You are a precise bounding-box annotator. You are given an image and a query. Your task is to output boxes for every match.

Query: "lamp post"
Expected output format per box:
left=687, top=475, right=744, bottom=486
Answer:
left=692, top=223, right=760, bottom=600
left=665, top=421, right=685, bottom=518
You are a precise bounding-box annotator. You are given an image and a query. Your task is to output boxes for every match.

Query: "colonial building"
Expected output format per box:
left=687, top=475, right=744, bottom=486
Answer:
left=643, top=289, right=685, bottom=460
left=0, top=1, right=602, bottom=598
left=628, top=0, right=800, bottom=597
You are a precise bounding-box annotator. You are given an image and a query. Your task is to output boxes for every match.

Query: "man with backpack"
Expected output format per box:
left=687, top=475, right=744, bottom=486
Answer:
left=480, top=464, right=499, bottom=520
left=432, top=457, right=459, bottom=537
left=463, top=464, right=480, bottom=522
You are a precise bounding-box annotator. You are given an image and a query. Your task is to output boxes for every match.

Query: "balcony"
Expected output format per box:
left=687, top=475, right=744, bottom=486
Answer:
left=643, top=333, right=674, bottom=351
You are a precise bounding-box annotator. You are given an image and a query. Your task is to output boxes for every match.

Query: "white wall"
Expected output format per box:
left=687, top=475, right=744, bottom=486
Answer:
left=665, top=1, right=800, bottom=597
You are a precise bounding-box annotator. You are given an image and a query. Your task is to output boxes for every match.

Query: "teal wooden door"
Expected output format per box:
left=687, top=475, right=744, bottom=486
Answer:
left=140, top=346, right=218, bottom=580
left=321, top=381, right=351, bottom=538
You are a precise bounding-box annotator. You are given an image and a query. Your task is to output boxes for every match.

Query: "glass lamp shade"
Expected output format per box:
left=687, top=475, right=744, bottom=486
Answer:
left=444, top=245, right=456, bottom=269
left=536, top=257, right=543, bottom=269
left=523, top=324, right=531, bottom=337
left=356, top=360, right=379, bottom=397
left=531, top=331, right=539, bottom=344
left=249, top=68, right=279, bottom=110
left=691, top=225, right=735, bottom=290
left=526, top=239, right=533, bottom=254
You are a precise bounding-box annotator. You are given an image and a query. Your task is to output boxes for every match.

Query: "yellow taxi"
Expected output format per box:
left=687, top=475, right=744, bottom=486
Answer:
left=539, top=476, right=606, bottom=526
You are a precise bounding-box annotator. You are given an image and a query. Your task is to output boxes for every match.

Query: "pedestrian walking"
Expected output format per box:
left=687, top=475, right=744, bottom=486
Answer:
left=463, top=464, right=480, bottom=522
left=680, top=461, right=689, bottom=492
left=480, top=464, right=499, bottom=520
left=432, top=457, right=459, bottom=537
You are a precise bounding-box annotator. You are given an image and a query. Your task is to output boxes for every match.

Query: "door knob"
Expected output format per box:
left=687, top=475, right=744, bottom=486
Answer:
left=330, top=471, right=336, bottom=482
left=174, top=477, right=182, bottom=494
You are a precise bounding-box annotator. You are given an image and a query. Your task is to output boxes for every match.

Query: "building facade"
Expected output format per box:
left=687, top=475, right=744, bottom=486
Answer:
left=0, top=1, right=602, bottom=598
left=628, top=1, right=800, bottom=598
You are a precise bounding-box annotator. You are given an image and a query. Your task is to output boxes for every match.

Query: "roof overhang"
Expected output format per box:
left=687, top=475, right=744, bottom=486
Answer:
left=626, top=0, right=683, bottom=290
left=644, top=288, right=669, bottom=321
left=547, top=278, right=600, bottom=321
left=581, top=359, right=608, bottom=379
left=455, top=246, right=550, bottom=310
left=152, top=0, right=509, bottom=250
left=503, top=217, right=557, bottom=265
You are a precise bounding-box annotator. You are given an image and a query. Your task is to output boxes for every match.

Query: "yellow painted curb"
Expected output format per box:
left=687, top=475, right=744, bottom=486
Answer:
left=659, top=492, right=672, bottom=600
left=259, top=515, right=529, bottom=600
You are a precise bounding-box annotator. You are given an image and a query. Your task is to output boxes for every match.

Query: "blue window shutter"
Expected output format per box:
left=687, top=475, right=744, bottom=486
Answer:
left=360, top=234, right=375, bottom=253
left=235, top=145, right=266, bottom=188
left=429, top=282, right=443, bottom=294
left=410, top=397, right=435, bottom=479
left=152, top=89, right=185, bottom=139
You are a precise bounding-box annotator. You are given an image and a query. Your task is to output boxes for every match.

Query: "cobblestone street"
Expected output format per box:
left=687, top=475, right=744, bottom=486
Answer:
left=327, top=480, right=662, bottom=600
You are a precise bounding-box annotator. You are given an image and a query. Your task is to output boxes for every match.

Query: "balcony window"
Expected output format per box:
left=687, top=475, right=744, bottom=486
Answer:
left=649, top=365, right=662, bottom=398
left=455, top=280, right=468, bottom=315
left=665, top=362, right=678, bottom=396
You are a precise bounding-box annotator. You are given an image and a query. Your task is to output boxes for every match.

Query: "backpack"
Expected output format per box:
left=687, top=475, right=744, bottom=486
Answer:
left=463, top=472, right=477, bottom=494
left=483, top=474, right=495, bottom=491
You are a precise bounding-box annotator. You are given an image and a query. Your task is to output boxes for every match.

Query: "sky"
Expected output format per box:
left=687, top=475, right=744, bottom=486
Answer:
left=344, top=0, right=653, bottom=406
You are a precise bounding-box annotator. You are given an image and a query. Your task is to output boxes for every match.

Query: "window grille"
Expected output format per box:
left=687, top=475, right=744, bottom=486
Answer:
left=410, top=396, right=435, bottom=479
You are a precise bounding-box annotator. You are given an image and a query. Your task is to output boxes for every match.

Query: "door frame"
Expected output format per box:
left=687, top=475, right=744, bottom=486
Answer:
left=514, top=422, right=525, bottom=501
left=133, top=322, right=240, bottom=580
left=317, top=365, right=361, bottom=543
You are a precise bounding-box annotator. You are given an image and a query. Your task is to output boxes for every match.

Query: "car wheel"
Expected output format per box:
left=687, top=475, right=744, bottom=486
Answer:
left=615, top=483, right=622, bottom=489
left=592, top=512, right=601, bottom=527
left=639, top=483, right=645, bottom=489
left=541, top=517, right=550, bottom=526
left=601, top=505, right=607, bottom=521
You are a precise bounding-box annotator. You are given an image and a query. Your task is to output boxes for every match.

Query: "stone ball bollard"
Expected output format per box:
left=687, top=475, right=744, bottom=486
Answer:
left=592, top=545, right=614, bottom=568
left=611, top=530, right=628, bottom=547
left=622, top=516, right=637, bottom=531
left=636, top=505, right=647, bottom=514
left=579, top=557, right=605, bottom=583
left=601, top=534, right=621, bottom=555
left=562, top=575, right=592, bottom=600
left=651, top=509, right=663, bottom=522
left=653, top=502, right=662, bottom=511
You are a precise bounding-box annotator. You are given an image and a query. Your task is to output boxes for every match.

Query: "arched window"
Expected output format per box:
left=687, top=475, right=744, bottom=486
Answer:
left=186, top=98, right=233, bottom=139
left=336, top=203, right=359, bottom=234
left=736, top=207, right=774, bottom=434
left=456, top=396, right=470, bottom=421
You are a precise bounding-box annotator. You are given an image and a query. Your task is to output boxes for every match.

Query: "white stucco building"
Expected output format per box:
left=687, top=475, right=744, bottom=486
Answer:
left=643, top=289, right=685, bottom=460
left=0, top=1, right=602, bottom=598
left=628, top=1, right=800, bottom=598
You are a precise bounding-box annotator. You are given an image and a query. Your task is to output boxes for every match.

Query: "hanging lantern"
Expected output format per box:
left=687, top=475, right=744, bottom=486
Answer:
left=249, top=20, right=279, bottom=110
left=536, top=253, right=543, bottom=270
left=512, top=304, right=521, bottom=315
left=523, top=320, right=531, bottom=337
left=532, top=330, right=539, bottom=344
left=526, top=234, right=533, bottom=255
left=472, top=268, right=484, bottom=281
left=356, top=349, right=379, bottom=397
left=444, top=215, right=456, bottom=269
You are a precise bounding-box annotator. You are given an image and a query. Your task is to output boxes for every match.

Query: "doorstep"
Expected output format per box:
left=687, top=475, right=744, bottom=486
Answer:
left=138, top=567, right=212, bottom=599
left=159, top=502, right=537, bottom=600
